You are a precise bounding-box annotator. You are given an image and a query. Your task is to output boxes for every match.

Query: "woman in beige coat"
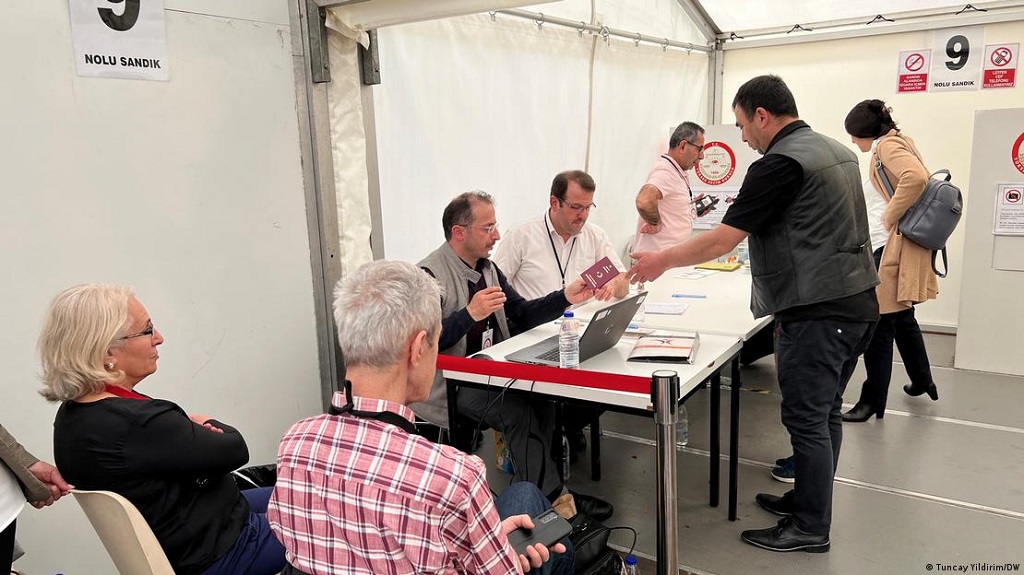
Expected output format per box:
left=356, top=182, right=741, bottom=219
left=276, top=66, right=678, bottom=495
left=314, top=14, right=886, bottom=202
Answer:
left=842, top=100, right=940, bottom=423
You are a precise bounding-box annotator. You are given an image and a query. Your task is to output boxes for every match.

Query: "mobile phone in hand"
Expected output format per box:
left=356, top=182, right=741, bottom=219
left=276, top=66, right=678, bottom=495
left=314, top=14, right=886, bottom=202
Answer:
left=506, top=509, right=573, bottom=557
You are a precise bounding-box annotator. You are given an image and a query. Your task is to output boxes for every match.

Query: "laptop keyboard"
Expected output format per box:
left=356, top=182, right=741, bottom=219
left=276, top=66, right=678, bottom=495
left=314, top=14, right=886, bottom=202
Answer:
left=536, top=347, right=560, bottom=362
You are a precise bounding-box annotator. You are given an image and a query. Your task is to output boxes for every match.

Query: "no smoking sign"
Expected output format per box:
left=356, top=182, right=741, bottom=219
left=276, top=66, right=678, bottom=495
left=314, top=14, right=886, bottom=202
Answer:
left=897, top=49, right=931, bottom=93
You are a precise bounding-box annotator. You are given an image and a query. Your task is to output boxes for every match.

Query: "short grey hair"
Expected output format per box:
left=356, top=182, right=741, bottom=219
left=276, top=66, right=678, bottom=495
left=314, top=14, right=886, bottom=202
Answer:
left=333, top=260, right=442, bottom=368
left=38, top=284, right=135, bottom=402
left=669, top=121, right=705, bottom=149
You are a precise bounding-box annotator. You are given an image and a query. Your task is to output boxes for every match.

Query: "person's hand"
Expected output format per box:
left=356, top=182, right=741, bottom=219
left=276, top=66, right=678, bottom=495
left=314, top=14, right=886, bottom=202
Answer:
left=563, top=279, right=595, bottom=305
left=639, top=222, right=662, bottom=235
left=501, top=514, right=566, bottom=572
left=593, top=273, right=626, bottom=301
left=190, top=413, right=224, bottom=433
left=27, top=460, right=73, bottom=508
left=466, top=286, right=507, bottom=321
left=628, top=251, right=669, bottom=284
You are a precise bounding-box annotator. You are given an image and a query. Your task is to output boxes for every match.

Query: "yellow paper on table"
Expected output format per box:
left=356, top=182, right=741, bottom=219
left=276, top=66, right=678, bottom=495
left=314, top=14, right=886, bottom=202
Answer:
left=695, top=260, right=741, bottom=271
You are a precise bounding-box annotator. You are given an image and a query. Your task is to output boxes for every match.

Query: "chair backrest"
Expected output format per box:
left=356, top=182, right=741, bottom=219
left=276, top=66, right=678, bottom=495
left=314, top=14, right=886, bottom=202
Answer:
left=73, top=489, right=175, bottom=575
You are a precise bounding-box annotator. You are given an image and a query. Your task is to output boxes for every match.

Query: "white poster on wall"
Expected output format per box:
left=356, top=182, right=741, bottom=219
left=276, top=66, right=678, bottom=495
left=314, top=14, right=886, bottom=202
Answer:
left=690, top=125, right=761, bottom=230
left=69, top=0, right=169, bottom=81
left=994, top=184, right=1024, bottom=235
left=929, top=26, right=983, bottom=92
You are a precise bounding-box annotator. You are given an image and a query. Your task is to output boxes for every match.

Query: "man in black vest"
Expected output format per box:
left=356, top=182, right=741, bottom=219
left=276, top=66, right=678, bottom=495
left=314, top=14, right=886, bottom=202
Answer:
left=629, top=75, right=878, bottom=552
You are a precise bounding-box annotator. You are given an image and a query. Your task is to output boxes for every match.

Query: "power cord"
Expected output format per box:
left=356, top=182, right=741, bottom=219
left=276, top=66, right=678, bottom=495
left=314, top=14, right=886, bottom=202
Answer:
left=606, top=526, right=638, bottom=556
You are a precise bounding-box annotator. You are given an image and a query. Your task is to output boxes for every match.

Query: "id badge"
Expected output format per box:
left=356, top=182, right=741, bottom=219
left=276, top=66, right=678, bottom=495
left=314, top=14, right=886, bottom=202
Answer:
left=481, top=328, right=494, bottom=350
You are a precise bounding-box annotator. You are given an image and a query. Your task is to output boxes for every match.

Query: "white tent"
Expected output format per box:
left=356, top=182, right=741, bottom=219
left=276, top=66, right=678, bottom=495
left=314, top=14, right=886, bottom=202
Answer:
left=297, top=0, right=1024, bottom=376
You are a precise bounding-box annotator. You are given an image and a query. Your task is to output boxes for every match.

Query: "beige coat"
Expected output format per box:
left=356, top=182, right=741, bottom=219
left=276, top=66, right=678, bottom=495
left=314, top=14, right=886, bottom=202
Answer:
left=868, top=130, right=939, bottom=314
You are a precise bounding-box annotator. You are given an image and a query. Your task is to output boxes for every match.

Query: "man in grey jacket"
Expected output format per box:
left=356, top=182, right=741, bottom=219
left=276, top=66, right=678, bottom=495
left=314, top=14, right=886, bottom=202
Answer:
left=414, top=191, right=612, bottom=521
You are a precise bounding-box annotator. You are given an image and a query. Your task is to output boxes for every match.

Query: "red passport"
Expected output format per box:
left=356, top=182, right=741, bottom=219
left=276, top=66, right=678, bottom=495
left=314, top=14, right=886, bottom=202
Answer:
left=581, top=256, right=620, bottom=289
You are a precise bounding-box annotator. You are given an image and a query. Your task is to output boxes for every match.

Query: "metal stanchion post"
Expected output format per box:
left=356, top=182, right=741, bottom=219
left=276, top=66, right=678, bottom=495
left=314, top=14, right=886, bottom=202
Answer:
left=651, top=370, right=679, bottom=575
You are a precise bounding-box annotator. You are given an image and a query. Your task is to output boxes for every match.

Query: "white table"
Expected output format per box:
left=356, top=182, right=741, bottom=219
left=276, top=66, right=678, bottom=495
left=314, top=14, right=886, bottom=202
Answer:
left=571, top=267, right=772, bottom=521
left=440, top=326, right=743, bottom=575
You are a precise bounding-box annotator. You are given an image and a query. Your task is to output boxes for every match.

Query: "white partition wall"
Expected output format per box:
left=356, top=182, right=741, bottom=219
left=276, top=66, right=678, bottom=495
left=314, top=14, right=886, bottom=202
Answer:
left=956, top=108, right=1024, bottom=376
left=1, top=2, right=321, bottom=572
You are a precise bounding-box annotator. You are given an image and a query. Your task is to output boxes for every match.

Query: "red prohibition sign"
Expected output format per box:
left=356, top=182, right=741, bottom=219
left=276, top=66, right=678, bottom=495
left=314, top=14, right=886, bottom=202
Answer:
left=991, top=47, right=1013, bottom=67
left=905, top=52, right=925, bottom=72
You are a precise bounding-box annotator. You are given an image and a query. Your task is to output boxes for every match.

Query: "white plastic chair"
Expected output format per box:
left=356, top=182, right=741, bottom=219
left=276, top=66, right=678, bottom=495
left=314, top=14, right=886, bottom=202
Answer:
left=72, top=489, right=175, bottom=575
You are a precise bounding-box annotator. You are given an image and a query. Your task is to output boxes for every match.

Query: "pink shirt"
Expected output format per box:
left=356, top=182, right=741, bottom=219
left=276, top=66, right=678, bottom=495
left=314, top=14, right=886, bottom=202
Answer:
left=268, top=393, right=521, bottom=575
left=634, top=155, right=696, bottom=252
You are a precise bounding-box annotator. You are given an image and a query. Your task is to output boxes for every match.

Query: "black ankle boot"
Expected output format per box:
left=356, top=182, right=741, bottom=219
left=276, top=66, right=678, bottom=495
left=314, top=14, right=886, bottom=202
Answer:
left=842, top=402, right=883, bottom=422
left=903, top=382, right=939, bottom=401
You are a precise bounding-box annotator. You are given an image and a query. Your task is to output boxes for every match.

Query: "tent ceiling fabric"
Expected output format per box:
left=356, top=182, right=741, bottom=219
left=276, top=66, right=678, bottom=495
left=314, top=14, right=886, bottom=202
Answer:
left=695, top=0, right=1022, bottom=36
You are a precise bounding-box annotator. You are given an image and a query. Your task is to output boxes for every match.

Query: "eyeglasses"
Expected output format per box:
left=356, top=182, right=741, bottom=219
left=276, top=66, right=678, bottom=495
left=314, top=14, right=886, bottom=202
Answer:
left=559, top=200, right=597, bottom=214
left=459, top=223, right=499, bottom=235
left=121, top=322, right=155, bottom=340
left=683, top=140, right=705, bottom=153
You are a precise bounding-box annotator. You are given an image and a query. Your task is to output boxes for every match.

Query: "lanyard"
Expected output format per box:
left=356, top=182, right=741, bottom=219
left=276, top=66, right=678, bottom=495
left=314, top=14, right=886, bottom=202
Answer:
left=103, top=384, right=149, bottom=400
left=662, top=155, right=693, bottom=199
left=544, top=214, right=577, bottom=288
left=328, top=380, right=418, bottom=435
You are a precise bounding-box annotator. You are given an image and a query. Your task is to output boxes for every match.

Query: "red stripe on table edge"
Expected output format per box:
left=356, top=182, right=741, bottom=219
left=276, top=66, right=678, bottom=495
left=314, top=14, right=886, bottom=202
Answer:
left=436, top=354, right=653, bottom=395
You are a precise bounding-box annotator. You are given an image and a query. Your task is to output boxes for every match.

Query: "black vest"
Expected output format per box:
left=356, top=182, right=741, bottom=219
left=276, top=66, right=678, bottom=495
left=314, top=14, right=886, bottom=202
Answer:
left=748, top=127, right=878, bottom=318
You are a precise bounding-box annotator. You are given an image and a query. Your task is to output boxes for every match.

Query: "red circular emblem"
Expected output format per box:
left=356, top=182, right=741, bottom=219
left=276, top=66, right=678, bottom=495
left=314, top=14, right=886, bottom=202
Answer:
left=695, top=141, right=737, bottom=186
left=1013, top=132, right=1024, bottom=176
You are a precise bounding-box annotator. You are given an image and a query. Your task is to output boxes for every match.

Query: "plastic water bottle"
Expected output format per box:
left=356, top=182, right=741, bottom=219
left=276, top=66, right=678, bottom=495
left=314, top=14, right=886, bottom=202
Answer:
left=737, top=238, right=749, bottom=264
left=559, top=311, right=580, bottom=369
left=628, top=281, right=646, bottom=324
left=676, top=405, right=689, bottom=447
left=622, top=554, right=639, bottom=575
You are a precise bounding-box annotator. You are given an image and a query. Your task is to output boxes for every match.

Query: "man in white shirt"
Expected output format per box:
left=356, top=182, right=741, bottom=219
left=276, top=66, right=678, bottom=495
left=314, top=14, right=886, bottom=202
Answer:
left=493, top=169, right=626, bottom=465
left=634, top=121, right=706, bottom=252
left=494, top=170, right=628, bottom=302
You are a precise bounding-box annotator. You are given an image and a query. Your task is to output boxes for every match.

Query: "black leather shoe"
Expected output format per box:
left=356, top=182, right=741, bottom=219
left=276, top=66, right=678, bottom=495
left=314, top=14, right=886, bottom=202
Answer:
left=570, top=491, right=614, bottom=521
left=842, top=402, right=884, bottom=422
left=903, top=382, right=939, bottom=401
left=755, top=492, right=793, bottom=516
left=741, top=517, right=830, bottom=553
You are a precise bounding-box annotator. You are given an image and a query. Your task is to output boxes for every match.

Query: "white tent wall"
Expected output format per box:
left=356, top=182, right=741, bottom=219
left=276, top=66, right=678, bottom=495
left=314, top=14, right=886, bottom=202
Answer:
left=1, top=2, right=321, bottom=572
left=721, top=18, right=1024, bottom=331
left=370, top=2, right=709, bottom=264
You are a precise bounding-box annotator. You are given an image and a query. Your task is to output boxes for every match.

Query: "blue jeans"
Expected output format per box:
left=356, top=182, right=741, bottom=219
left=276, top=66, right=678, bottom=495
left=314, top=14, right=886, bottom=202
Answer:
left=494, top=482, right=575, bottom=575
left=200, top=487, right=286, bottom=575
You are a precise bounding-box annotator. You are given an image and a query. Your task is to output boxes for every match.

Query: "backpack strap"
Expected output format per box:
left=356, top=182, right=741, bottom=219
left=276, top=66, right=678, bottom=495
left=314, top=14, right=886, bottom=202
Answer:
left=933, top=247, right=948, bottom=278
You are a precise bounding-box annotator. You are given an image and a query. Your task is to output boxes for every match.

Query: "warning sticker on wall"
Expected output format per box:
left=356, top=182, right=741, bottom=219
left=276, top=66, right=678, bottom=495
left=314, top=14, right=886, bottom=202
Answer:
left=994, top=184, right=1024, bottom=235
left=897, top=50, right=931, bottom=93
left=983, top=43, right=1018, bottom=89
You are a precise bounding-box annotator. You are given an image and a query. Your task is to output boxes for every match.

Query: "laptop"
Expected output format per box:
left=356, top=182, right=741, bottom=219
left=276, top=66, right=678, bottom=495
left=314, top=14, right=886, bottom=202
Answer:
left=505, top=292, right=647, bottom=367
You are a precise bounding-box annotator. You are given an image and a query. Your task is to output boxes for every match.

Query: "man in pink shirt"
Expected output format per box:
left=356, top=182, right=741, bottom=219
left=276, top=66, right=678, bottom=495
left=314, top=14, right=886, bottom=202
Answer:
left=269, top=260, right=573, bottom=575
left=634, top=121, right=706, bottom=252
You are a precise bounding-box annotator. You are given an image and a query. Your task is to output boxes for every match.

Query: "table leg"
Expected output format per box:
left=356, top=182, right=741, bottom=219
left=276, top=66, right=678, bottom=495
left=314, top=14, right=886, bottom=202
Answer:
left=729, top=356, right=741, bottom=521
left=709, top=372, right=720, bottom=508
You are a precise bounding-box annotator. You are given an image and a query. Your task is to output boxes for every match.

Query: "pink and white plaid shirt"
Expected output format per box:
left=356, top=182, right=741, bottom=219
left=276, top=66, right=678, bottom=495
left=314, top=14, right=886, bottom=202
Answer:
left=268, top=392, right=521, bottom=575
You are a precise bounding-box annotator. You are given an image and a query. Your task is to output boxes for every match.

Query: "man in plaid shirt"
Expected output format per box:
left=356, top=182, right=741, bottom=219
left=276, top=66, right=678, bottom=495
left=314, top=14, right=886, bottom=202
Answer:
left=268, top=260, right=574, bottom=575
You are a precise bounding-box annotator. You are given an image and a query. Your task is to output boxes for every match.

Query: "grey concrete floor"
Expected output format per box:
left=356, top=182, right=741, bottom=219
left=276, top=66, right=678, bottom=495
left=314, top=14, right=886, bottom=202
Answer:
left=485, top=333, right=1024, bottom=575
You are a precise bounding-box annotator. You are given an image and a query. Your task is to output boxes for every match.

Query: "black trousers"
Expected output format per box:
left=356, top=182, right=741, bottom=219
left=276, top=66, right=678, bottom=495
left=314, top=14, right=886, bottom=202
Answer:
left=857, top=247, right=935, bottom=411
left=1, top=519, right=16, bottom=574
left=776, top=318, right=874, bottom=534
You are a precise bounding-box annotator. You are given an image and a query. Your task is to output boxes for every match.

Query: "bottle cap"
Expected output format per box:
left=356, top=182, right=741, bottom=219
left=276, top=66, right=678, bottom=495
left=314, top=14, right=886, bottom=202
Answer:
left=625, top=554, right=638, bottom=565
left=563, top=311, right=574, bottom=318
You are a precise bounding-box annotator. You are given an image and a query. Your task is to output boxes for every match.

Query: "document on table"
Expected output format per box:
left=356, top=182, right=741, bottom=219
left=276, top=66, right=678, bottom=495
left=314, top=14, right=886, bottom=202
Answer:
left=644, top=302, right=689, bottom=315
left=674, top=268, right=718, bottom=280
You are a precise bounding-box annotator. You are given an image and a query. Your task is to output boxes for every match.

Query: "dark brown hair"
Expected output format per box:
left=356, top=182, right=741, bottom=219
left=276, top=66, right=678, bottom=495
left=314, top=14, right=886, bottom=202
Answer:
left=844, top=99, right=898, bottom=139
